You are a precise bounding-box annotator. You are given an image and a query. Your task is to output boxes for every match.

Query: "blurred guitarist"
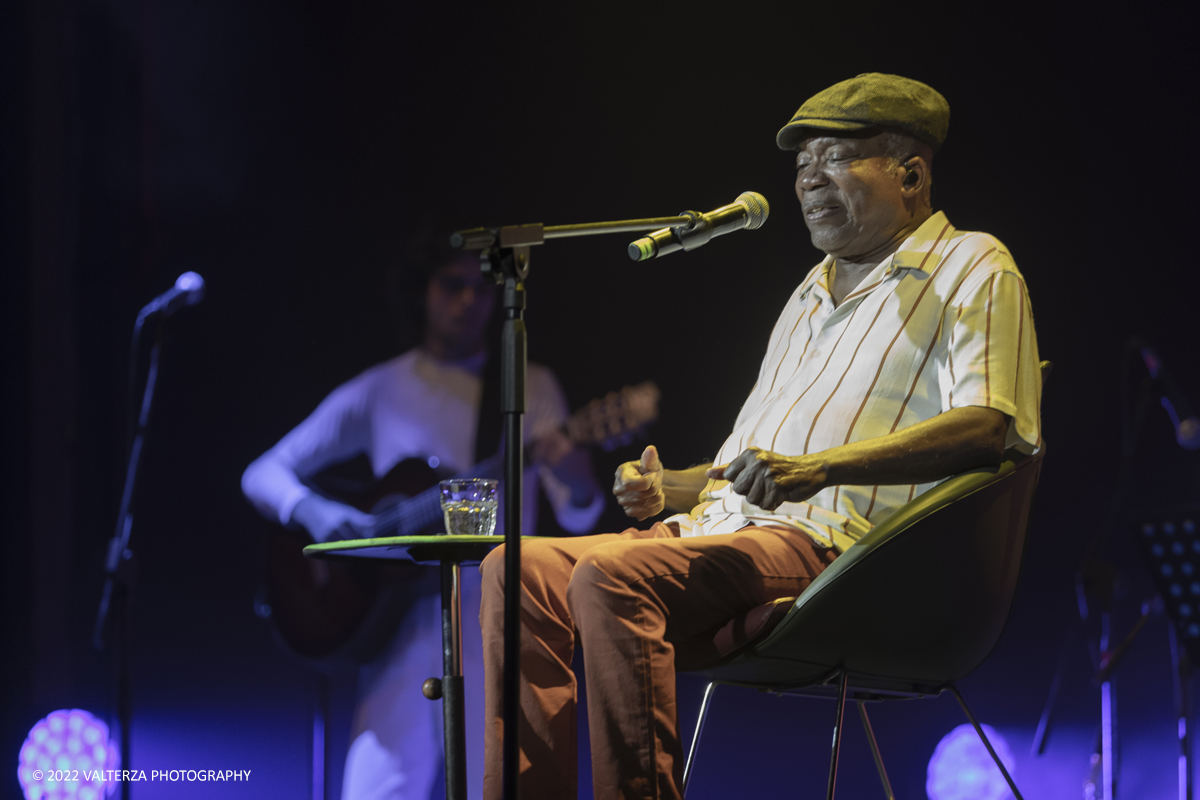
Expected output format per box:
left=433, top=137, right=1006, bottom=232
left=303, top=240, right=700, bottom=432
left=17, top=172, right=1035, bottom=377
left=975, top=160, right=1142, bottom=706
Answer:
left=241, top=234, right=602, bottom=800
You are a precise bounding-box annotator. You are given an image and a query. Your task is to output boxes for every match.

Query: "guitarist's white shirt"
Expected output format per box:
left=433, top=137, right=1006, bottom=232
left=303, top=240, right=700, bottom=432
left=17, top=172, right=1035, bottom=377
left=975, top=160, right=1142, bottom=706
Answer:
left=242, top=347, right=603, bottom=535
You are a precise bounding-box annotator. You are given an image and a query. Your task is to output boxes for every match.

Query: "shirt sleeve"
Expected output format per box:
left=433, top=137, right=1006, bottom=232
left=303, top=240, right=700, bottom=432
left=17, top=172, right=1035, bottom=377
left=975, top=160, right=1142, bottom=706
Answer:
left=940, top=264, right=1042, bottom=453
left=241, top=376, right=375, bottom=525
left=526, top=364, right=604, bottom=533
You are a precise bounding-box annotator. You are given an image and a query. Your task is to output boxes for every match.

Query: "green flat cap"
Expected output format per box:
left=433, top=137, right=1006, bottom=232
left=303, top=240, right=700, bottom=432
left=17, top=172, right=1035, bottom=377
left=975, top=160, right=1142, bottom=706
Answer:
left=776, top=73, right=949, bottom=152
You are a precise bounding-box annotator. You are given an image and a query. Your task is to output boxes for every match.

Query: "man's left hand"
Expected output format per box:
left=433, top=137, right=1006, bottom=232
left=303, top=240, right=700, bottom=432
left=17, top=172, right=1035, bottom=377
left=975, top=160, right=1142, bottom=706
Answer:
left=707, top=447, right=828, bottom=511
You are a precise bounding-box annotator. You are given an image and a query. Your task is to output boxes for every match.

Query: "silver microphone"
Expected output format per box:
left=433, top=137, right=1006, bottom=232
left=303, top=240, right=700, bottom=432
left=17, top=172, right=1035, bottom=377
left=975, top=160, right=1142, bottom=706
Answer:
left=628, top=191, right=769, bottom=261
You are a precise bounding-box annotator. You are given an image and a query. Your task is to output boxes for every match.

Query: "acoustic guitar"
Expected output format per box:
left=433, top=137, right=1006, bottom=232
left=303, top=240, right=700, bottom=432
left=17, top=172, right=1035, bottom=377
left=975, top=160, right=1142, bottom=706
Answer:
left=264, top=382, right=660, bottom=664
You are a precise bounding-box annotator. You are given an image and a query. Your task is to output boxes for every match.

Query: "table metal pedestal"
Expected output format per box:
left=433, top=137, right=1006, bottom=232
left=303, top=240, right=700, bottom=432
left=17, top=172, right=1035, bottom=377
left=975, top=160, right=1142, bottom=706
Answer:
left=305, top=535, right=525, bottom=800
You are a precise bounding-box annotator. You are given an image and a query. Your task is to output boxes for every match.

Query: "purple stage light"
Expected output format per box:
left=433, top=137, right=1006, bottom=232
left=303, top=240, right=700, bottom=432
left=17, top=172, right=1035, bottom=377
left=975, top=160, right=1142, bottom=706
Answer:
left=926, top=722, right=1016, bottom=800
left=17, top=710, right=119, bottom=800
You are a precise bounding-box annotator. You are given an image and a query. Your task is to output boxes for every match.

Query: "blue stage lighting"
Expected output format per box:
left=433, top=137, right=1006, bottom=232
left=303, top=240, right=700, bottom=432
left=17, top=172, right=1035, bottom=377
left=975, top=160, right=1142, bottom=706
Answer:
left=926, top=722, right=1016, bottom=800
left=17, top=709, right=118, bottom=800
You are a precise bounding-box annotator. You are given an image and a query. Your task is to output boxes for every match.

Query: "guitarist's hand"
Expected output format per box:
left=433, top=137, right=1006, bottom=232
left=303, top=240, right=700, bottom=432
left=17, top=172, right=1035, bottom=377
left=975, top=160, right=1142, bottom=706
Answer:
left=532, top=429, right=600, bottom=507
left=291, top=494, right=374, bottom=543
left=613, top=445, right=665, bottom=520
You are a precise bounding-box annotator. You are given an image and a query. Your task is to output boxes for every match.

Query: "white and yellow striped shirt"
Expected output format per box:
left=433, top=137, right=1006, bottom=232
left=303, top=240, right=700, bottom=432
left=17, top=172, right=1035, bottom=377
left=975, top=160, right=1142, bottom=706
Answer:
left=669, top=211, right=1042, bottom=550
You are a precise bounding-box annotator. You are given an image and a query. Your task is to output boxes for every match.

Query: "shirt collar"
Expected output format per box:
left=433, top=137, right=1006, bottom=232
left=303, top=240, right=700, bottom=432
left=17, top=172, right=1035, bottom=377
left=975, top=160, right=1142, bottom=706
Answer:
left=797, top=211, right=953, bottom=304
left=799, top=256, right=835, bottom=304
left=418, top=347, right=489, bottom=375
left=887, top=210, right=954, bottom=275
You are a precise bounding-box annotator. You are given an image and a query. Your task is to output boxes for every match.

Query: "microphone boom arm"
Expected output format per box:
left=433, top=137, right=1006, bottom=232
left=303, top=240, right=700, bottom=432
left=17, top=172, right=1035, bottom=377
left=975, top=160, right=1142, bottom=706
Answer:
left=451, top=215, right=695, bottom=251
left=452, top=192, right=768, bottom=263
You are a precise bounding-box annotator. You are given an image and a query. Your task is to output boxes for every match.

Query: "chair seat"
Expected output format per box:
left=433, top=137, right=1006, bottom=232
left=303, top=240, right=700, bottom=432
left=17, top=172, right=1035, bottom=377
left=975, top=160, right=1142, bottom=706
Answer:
left=707, top=601, right=945, bottom=698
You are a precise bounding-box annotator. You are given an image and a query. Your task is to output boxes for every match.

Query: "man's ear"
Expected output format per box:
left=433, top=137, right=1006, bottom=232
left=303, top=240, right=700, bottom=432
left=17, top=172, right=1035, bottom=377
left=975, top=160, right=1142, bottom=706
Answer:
left=899, top=157, right=929, bottom=199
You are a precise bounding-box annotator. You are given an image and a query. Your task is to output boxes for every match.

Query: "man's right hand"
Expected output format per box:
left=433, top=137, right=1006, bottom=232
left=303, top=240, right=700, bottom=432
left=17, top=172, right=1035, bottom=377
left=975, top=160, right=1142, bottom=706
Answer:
left=613, top=445, right=665, bottom=520
left=290, top=494, right=374, bottom=543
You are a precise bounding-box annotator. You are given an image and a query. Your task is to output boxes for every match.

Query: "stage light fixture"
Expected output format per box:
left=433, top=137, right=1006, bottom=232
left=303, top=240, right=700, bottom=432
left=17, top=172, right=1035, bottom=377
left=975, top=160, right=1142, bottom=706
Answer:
left=17, top=709, right=118, bottom=800
left=926, top=722, right=1016, bottom=800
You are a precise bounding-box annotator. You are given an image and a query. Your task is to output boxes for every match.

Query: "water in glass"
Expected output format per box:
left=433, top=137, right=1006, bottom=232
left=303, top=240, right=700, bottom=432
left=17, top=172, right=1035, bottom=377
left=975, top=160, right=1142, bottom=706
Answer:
left=439, top=478, right=499, bottom=536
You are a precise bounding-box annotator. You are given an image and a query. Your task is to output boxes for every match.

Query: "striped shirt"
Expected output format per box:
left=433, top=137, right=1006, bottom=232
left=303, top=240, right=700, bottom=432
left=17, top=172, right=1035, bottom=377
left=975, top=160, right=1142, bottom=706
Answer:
left=668, top=211, right=1041, bottom=550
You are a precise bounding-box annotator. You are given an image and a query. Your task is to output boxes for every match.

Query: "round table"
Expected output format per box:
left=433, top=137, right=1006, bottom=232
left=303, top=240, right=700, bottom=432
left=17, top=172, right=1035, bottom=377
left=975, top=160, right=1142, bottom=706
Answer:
left=304, top=534, right=526, bottom=800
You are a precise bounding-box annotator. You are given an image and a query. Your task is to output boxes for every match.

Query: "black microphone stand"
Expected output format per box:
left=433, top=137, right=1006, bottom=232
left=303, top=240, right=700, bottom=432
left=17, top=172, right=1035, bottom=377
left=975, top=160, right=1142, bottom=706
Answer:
left=452, top=212, right=694, bottom=800
left=91, top=307, right=172, bottom=800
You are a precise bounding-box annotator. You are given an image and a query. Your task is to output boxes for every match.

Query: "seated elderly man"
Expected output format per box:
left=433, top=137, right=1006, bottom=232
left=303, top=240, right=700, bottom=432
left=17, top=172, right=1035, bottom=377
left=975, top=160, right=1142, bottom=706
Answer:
left=479, top=73, right=1042, bottom=800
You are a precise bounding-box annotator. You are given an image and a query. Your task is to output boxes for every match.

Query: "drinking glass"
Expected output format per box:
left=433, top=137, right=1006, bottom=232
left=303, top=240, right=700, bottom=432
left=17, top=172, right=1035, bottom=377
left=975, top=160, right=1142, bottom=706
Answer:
left=438, top=478, right=499, bottom=536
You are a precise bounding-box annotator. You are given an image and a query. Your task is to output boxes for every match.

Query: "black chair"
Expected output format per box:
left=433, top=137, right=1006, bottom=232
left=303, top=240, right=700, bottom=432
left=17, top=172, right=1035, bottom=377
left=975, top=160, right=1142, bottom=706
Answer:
left=681, top=412, right=1046, bottom=799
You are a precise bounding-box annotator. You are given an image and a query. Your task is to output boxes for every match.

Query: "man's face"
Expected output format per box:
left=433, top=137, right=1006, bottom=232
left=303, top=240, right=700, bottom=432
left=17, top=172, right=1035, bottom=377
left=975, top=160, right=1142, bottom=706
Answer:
left=424, top=255, right=496, bottom=356
left=794, top=132, right=910, bottom=259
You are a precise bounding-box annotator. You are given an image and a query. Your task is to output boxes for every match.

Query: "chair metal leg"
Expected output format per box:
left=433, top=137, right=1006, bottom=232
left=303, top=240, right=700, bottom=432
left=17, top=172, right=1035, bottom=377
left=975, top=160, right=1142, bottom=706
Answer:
left=826, top=669, right=849, bottom=800
left=948, top=684, right=1025, bottom=800
left=682, top=681, right=718, bottom=798
left=856, top=702, right=895, bottom=800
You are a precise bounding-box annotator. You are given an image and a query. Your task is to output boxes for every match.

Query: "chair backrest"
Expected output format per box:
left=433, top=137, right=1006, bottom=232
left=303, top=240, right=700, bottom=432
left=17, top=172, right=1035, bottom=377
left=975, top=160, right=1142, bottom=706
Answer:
left=748, top=447, right=1044, bottom=691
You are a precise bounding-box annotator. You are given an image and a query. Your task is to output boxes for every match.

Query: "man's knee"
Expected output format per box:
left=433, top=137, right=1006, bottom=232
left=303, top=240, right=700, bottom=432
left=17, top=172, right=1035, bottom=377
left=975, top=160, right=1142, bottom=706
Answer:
left=479, top=544, right=505, bottom=590
left=479, top=539, right=569, bottom=593
left=565, top=542, right=637, bottom=614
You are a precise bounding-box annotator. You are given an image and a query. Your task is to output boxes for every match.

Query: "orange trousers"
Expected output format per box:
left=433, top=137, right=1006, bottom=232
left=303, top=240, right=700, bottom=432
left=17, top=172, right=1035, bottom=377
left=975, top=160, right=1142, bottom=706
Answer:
left=478, top=522, right=838, bottom=800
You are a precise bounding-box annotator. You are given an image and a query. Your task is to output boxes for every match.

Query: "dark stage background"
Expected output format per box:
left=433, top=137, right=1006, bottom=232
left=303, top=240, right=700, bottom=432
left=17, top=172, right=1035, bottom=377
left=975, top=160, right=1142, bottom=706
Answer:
left=3, top=1, right=1199, bottom=798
